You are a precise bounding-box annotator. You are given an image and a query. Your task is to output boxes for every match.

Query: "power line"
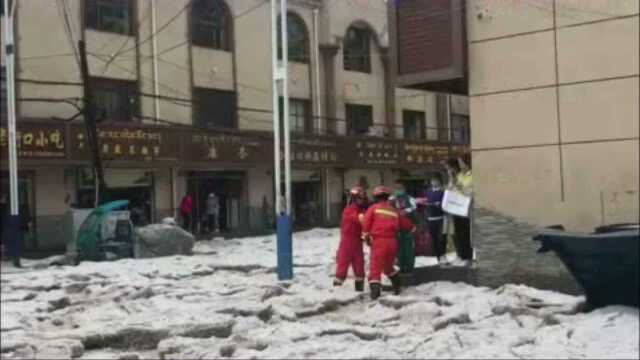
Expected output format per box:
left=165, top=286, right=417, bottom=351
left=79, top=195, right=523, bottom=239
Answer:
left=114, top=0, right=270, bottom=63
left=19, top=53, right=76, bottom=61
left=113, top=1, right=195, bottom=58
left=16, top=78, right=82, bottom=86
left=55, top=0, right=80, bottom=68
left=234, top=0, right=269, bottom=20
left=99, top=0, right=155, bottom=75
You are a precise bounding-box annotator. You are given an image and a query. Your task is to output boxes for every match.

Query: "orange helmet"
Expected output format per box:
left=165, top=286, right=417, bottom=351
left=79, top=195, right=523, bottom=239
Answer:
left=349, top=186, right=366, bottom=199
left=372, top=185, right=391, bottom=197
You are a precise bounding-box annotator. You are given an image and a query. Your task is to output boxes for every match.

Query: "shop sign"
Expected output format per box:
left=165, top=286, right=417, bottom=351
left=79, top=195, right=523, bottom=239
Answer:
left=451, top=144, right=470, bottom=157
left=0, top=122, right=66, bottom=158
left=403, top=142, right=451, bottom=166
left=70, top=124, right=179, bottom=161
left=183, top=130, right=271, bottom=164
left=339, top=138, right=461, bottom=168
left=351, top=139, right=403, bottom=166
left=291, top=136, right=340, bottom=165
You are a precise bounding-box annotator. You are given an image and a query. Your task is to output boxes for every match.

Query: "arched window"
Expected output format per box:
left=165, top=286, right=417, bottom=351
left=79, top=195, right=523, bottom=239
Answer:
left=343, top=25, right=371, bottom=73
left=277, top=13, right=309, bottom=63
left=191, top=0, right=232, bottom=51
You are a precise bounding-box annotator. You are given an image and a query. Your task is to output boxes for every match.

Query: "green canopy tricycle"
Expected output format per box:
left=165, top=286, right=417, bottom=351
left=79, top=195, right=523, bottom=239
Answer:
left=76, top=200, right=135, bottom=263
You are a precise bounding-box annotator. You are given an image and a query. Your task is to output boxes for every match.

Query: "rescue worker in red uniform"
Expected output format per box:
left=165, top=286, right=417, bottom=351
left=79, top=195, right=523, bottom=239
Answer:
left=362, top=186, right=416, bottom=300
left=334, top=186, right=368, bottom=291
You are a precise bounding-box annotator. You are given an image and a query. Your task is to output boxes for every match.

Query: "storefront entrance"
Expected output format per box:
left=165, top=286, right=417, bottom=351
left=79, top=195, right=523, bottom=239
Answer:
left=397, top=169, right=442, bottom=197
left=1, top=171, right=36, bottom=251
left=291, top=170, right=322, bottom=229
left=186, top=171, right=245, bottom=234
left=76, top=167, right=154, bottom=226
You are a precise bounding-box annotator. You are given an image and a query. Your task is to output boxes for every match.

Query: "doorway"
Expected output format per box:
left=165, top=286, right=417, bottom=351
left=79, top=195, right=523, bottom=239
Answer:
left=1, top=170, right=37, bottom=251
left=292, top=180, right=321, bottom=229
left=186, top=171, right=245, bottom=234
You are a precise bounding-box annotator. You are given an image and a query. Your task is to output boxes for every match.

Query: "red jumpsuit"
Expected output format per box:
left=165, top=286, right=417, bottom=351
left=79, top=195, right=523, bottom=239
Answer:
left=334, top=204, right=366, bottom=283
left=362, top=201, right=415, bottom=284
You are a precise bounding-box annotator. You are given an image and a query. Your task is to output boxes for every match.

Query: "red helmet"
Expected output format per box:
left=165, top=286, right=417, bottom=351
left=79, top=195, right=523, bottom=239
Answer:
left=372, top=186, right=391, bottom=197
left=349, top=186, right=366, bottom=199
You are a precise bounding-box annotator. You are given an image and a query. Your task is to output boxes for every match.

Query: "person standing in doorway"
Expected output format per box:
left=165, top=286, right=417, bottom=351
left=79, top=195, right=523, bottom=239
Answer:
left=452, top=154, right=474, bottom=267
left=180, top=194, right=193, bottom=232
left=425, top=174, right=447, bottom=265
left=206, top=192, right=220, bottom=233
left=391, top=182, right=418, bottom=278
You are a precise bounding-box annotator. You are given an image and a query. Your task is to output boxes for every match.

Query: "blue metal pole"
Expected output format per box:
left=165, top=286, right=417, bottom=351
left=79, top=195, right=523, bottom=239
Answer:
left=276, top=214, right=293, bottom=280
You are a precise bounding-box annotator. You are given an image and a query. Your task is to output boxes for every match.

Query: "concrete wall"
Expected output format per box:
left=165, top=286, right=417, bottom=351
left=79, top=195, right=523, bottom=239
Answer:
left=10, top=0, right=440, bottom=134
left=467, top=0, right=639, bottom=230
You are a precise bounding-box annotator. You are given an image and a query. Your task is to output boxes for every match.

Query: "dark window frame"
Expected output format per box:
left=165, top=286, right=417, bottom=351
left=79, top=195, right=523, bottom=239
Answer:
left=345, top=104, right=373, bottom=136
left=190, top=0, right=233, bottom=51
left=1, top=66, right=6, bottom=117
left=402, top=110, right=426, bottom=140
left=279, top=97, right=312, bottom=134
left=451, top=114, right=470, bottom=145
left=277, top=12, right=309, bottom=64
left=91, top=77, right=139, bottom=123
left=343, top=26, right=371, bottom=73
left=85, top=0, right=135, bottom=36
left=193, top=87, right=237, bottom=129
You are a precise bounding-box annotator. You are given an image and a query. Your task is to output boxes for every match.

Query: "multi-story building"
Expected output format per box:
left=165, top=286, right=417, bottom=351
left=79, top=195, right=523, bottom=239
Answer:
left=1, top=0, right=468, bottom=251
left=390, top=0, right=638, bottom=231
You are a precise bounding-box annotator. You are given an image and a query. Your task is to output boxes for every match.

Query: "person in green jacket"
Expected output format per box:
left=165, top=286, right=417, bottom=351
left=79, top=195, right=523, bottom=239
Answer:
left=391, top=182, right=418, bottom=277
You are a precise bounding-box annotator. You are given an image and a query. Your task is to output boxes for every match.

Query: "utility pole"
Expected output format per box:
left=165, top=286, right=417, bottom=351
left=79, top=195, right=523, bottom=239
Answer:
left=3, top=0, right=21, bottom=267
left=271, top=0, right=293, bottom=281
left=78, top=40, right=106, bottom=205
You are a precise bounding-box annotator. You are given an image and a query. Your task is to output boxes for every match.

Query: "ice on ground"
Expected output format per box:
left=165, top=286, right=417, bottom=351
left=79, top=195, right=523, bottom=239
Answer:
left=1, top=228, right=638, bottom=359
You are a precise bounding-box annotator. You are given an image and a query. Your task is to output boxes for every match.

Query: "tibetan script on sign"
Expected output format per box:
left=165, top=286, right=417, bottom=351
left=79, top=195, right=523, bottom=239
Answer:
left=0, top=123, right=66, bottom=158
left=292, top=136, right=340, bottom=165
left=184, top=130, right=271, bottom=163
left=70, top=124, right=178, bottom=161
left=353, top=140, right=401, bottom=166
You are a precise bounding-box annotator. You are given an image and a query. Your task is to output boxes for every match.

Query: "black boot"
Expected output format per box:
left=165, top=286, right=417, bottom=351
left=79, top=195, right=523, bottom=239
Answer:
left=389, top=273, right=402, bottom=295
left=354, top=280, right=364, bottom=292
left=370, top=283, right=381, bottom=300
left=12, top=257, right=21, bottom=268
left=333, top=279, right=343, bottom=287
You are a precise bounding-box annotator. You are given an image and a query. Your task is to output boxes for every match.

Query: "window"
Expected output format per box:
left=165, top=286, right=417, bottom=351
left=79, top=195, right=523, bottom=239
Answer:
left=344, top=26, right=371, bottom=73
left=92, top=78, right=138, bottom=122
left=279, top=97, right=312, bottom=133
left=193, top=88, right=236, bottom=129
left=85, top=0, right=134, bottom=35
left=277, top=13, right=309, bottom=63
left=451, top=114, right=470, bottom=145
left=346, top=104, right=373, bottom=136
left=1, top=67, right=6, bottom=117
left=403, top=110, right=426, bottom=140
left=191, top=0, right=232, bottom=50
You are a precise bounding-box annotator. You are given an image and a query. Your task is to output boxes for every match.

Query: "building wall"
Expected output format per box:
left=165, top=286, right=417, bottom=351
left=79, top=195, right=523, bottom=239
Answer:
left=2, top=0, right=463, bottom=250
left=467, top=0, right=639, bottom=230
left=10, top=0, right=443, bottom=134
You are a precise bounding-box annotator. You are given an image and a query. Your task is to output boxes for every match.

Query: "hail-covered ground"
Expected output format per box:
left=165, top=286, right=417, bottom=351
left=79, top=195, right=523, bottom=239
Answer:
left=1, top=229, right=638, bottom=359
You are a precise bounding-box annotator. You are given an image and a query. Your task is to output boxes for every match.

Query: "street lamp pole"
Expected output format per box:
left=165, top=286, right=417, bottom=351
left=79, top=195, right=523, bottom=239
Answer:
left=3, top=0, right=21, bottom=266
left=271, top=0, right=293, bottom=280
